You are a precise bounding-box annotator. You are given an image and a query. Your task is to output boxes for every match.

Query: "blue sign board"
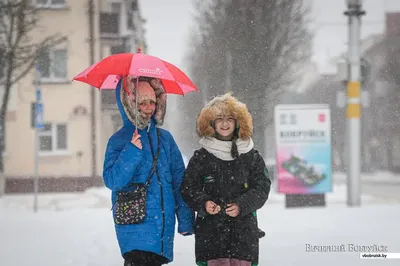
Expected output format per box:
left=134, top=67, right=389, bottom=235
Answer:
left=36, top=89, right=41, bottom=102
left=35, top=102, right=44, bottom=129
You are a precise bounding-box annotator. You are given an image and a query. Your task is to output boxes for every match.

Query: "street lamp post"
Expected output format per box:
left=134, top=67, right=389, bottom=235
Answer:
left=344, top=0, right=365, bottom=207
left=33, top=65, right=44, bottom=212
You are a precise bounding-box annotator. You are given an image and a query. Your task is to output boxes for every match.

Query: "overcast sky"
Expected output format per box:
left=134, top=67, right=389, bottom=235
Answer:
left=140, top=0, right=400, bottom=74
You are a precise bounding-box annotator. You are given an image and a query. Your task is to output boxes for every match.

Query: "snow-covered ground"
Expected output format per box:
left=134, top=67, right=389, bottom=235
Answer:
left=2, top=180, right=398, bottom=212
left=1, top=182, right=400, bottom=266
left=334, top=171, right=400, bottom=184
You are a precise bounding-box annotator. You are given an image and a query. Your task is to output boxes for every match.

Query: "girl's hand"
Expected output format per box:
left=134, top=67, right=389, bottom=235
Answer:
left=226, top=203, right=240, bottom=217
left=205, top=200, right=221, bottom=215
left=131, top=131, right=142, bottom=149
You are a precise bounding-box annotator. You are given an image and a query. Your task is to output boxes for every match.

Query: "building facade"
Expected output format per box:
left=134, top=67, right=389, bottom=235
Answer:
left=3, top=0, right=146, bottom=193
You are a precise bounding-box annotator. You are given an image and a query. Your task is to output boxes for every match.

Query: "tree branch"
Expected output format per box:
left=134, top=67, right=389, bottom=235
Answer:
left=0, top=0, right=67, bottom=172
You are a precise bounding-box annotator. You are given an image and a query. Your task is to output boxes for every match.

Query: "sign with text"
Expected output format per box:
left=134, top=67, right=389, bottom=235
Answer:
left=274, top=104, right=332, bottom=194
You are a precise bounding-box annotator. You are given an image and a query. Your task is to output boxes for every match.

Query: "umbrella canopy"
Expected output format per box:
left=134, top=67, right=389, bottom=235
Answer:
left=73, top=49, right=198, bottom=95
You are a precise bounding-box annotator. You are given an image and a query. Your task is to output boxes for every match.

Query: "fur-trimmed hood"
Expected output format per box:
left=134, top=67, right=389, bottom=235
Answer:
left=196, top=93, right=253, bottom=139
left=116, top=76, right=167, bottom=130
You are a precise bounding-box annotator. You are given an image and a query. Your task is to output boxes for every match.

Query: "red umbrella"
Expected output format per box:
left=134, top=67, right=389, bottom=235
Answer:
left=73, top=49, right=198, bottom=95
left=73, top=49, right=198, bottom=132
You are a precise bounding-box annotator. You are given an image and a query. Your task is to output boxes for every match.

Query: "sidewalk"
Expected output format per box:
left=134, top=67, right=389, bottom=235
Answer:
left=268, top=182, right=399, bottom=205
left=333, top=171, right=400, bottom=185
left=1, top=181, right=397, bottom=213
left=1, top=189, right=400, bottom=266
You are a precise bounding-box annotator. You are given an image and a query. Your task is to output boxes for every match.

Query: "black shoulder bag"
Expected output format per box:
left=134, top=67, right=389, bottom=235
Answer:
left=114, top=128, right=160, bottom=225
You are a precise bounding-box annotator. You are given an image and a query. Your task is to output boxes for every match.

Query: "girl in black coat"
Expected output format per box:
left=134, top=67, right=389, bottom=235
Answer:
left=181, top=93, right=271, bottom=266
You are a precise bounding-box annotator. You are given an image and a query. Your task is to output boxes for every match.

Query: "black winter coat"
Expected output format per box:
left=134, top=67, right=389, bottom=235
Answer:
left=181, top=148, right=271, bottom=264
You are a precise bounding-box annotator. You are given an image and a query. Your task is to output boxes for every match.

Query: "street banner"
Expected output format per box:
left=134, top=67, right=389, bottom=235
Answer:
left=274, top=104, right=332, bottom=194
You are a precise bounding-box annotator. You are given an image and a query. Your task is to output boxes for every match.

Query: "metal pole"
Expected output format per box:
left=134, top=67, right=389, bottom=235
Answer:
left=345, top=3, right=365, bottom=206
left=88, top=0, right=97, bottom=185
left=34, top=113, right=39, bottom=212
left=33, top=67, right=41, bottom=213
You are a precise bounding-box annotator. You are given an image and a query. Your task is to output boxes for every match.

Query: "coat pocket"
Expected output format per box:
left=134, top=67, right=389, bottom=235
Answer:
left=235, top=215, right=259, bottom=244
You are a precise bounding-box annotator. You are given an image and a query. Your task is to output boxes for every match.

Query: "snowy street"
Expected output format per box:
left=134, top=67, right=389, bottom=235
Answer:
left=2, top=1, right=400, bottom=265
left=334, top=171, right=400, bottom=202
left=1, top=175, right=400, bottom=266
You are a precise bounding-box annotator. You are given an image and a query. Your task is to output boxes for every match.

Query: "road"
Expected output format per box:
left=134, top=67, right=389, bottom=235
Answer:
left=362, top=181, right=400, bottom=203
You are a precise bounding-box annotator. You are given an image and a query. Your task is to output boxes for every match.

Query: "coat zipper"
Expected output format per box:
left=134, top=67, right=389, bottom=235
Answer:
left=148, top=132, right=165, bottom=255
left=157, top=168, right=165, bottom=255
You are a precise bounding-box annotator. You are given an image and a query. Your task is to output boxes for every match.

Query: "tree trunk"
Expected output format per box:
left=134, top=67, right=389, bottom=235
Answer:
left=0, top=114, right=5, bottom=196
left=385, top=139, right=394, bottom=172
left=0, top=119, right=4, bottom=196
left=0, top=44, right=15, bottom=196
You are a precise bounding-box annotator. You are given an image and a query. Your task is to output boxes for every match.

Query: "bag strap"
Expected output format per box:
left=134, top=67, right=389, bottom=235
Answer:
left=144, top=127, right=161, bottom=187
left=126, top=127, right=160, bottom=188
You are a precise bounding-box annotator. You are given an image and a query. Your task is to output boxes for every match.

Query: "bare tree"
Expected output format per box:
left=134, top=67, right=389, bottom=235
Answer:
left=378, top=36, right=400, bottom=171
left=380, top=38, right=400, bottom=90
left=0, top=0, right=65, bottom=182
left=179, top=0, right=312, bottom=155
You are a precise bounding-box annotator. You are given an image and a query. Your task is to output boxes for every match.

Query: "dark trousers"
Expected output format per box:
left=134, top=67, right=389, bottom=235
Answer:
left=123, top=250, right=168, bottom=266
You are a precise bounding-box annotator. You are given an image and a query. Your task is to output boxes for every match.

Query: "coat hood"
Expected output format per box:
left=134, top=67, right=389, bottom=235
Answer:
left=116, top=76, right=167, bottom=130
left=196, top=92, right=253, bottom=139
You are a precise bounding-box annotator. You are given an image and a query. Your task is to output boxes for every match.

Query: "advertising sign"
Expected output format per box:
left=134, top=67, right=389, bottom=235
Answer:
left=274, top=104, right=332, bottom=194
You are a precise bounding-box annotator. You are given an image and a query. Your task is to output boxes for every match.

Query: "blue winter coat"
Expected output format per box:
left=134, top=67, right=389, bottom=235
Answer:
left=102, top=80, right=194, bottom=262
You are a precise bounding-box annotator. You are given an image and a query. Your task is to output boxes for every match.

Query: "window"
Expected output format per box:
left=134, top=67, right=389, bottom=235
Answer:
left=127, top=1, right=138, bottom=29
left=131, top=1, right=138, bottom=11
left=37, top=48, right=68, bottom=81
left=38, top=123, right=68, bottom=153
left=35, top=0, right=66, bottom=8
left=111, top=2, right=122, bottom=13
left=111, top=45, right=126, bottom=54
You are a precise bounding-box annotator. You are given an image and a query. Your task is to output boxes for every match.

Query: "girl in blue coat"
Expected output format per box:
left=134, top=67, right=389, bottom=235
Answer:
left=103, top=76, right=194, bottom=266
